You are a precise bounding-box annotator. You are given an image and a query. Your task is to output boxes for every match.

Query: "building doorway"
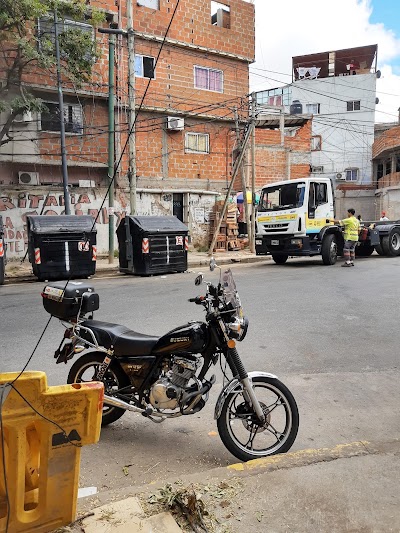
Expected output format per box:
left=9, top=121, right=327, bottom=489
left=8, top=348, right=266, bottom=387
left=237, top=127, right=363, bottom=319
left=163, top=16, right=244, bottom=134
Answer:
left=173, top=193, right=184, bottom=222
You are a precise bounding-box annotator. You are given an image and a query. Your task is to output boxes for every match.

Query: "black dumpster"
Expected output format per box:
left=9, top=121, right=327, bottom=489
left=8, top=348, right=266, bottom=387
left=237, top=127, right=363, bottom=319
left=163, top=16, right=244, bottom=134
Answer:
left=117, top=216, right=189, bottom=276
left=26, top=215, right=97, bottom=281
left=0, top=215, right=6, bottom=285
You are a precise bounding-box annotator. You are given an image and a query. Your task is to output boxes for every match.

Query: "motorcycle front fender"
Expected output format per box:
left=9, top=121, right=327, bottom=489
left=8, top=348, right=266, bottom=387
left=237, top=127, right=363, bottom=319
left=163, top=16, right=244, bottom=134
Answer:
left=214, top=371, right=278, bottom=420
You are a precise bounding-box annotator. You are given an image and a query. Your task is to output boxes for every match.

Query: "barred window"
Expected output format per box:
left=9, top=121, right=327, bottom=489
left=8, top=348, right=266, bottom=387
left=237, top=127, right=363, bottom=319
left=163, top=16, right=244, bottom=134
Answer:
left=185, top=132, right=210, bottom=154
left=41, top=102, right=83, bottom=134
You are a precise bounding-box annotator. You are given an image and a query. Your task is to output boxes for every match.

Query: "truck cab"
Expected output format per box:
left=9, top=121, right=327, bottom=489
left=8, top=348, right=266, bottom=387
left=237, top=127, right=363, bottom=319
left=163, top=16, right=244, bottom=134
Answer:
left=255, top=178, right=341, bottom=265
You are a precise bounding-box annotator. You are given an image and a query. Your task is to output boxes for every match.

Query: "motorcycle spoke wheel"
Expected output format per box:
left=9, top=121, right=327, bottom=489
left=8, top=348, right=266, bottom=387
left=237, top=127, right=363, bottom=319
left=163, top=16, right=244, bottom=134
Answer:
left=67, top=353, right=131, bottom=426
left=217, top=376, right=299, bottom=462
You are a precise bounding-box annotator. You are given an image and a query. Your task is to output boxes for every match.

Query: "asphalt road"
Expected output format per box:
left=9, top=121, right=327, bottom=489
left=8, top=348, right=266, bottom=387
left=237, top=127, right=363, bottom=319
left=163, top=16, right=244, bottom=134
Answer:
left=1, top=255, right=400, bottom=494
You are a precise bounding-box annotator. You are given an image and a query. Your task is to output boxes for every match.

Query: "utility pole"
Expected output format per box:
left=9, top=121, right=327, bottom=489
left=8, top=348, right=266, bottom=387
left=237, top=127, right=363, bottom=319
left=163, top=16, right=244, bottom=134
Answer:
left=234, top=108, right=250, bottom=242
left=127, top=0, right=136, bottom=215
left=99, top=28, right=128, bottom=263
left=208, top=122, right=255, bottom=255
left=250, top=93, right=256, bottom=253
left=108, top=34, right=116, bottom=263
left=54, top=9, right=71, bottom=215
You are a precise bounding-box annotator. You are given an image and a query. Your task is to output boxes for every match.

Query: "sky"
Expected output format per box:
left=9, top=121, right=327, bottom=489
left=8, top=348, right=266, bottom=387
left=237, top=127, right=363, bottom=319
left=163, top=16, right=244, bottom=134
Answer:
left=250, top=0, right=400, bottom=123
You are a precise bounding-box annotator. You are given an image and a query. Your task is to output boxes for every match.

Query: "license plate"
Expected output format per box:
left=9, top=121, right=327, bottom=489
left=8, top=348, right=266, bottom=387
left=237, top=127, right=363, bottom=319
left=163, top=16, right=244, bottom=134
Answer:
left=271, top=239, right=279, bottom=245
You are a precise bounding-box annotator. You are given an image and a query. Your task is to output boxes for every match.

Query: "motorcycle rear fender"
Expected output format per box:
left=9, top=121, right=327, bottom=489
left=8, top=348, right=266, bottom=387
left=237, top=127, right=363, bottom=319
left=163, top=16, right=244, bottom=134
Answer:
left=214, top=371, right=278, bottom=420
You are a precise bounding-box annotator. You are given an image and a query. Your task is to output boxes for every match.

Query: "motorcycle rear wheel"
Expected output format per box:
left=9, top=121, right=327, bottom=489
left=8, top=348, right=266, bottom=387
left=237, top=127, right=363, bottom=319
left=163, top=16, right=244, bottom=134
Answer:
left=67, top=352, right=130, bottom=426
left=217, top=376, right=299, bottom=462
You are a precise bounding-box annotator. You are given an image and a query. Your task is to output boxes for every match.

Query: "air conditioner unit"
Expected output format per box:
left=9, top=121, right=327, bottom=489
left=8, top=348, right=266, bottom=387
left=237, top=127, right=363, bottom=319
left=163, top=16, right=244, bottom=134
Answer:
left=166, top=117, right=184, bottom=131
left=14, top=111, right=33, bottom=124
left=18, top=171, right=40, bottom=185
left=336, top=173, right=346, bottom=181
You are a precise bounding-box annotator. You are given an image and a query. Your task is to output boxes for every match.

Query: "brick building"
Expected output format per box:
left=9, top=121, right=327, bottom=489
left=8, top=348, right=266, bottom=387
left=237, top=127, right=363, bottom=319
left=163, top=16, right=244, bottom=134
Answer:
left=0, top=0, right=255, bottom=256
left=371, top=123, right=400, bottom=219
left=253, top=118, right=312, bottom=189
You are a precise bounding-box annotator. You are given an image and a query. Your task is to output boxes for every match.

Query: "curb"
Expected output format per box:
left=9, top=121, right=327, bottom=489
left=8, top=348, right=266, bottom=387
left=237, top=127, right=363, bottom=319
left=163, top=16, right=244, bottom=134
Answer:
left=2, top=255, right=270, bottom=285
left=77, top=438, right=400, bottom=512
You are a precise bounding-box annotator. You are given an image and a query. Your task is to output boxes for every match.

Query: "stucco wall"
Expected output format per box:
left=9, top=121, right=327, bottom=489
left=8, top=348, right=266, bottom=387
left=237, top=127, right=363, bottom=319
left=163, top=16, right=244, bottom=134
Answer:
left=0, top=187, right=217, bottom=258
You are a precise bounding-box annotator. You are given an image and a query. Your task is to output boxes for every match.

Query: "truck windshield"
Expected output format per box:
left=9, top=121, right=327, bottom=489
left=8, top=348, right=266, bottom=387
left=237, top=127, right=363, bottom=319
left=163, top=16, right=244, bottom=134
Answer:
left=258, top=182, right=306, bottom=212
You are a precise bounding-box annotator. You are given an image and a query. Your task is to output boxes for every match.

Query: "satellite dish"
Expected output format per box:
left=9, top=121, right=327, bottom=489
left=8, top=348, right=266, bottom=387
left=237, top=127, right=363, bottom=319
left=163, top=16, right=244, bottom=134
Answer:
left=376, top=70, right=381, bottom=79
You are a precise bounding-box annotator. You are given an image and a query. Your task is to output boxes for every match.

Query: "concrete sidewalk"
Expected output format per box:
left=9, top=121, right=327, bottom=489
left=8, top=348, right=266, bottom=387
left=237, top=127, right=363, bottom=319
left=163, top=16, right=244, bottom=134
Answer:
left=3, top=249, right=269, bottom=284
left=72, top=438, right=400, bottom=533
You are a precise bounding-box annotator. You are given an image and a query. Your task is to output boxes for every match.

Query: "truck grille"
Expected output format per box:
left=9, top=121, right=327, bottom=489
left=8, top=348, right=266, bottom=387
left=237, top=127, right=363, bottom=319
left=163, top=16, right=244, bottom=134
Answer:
left=263, top=224, right=289, bottom=232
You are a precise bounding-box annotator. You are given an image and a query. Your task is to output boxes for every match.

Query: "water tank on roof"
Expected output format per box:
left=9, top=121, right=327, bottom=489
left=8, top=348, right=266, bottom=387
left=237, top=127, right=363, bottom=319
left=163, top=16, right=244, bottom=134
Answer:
left=290, top=100, right=303, bottom=115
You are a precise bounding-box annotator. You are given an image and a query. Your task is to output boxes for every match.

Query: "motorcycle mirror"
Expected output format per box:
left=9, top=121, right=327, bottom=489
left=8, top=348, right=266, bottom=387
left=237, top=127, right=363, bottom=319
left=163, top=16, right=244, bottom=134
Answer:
left=195, top=273, right=204, bottom=286
left=210, top=257, right=217, bottom=272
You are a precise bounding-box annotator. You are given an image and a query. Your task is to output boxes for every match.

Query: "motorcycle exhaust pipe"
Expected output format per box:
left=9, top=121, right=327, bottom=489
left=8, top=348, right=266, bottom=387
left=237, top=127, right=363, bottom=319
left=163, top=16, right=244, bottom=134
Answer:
left=104, top=395, right=153, bottom=416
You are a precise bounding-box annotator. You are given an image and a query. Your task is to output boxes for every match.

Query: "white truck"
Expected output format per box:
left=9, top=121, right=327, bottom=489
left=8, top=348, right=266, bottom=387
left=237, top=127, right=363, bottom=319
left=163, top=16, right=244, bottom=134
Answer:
left=255, top=177, right=400, bottom=265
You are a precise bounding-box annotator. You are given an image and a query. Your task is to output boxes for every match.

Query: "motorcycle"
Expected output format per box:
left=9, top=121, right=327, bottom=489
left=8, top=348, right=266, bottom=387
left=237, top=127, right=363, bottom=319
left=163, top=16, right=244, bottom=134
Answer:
left=42, top=259, right=299, bottom=462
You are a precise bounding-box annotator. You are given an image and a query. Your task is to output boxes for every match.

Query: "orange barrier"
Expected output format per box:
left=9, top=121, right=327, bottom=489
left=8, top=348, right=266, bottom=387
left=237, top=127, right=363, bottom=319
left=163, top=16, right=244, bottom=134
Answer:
left=0, top=372, right=103, bottom=533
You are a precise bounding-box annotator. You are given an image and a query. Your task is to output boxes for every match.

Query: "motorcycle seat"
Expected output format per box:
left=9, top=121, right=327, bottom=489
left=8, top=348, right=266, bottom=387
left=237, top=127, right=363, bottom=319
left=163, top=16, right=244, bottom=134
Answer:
left=79, top=320, right=160, bottom=356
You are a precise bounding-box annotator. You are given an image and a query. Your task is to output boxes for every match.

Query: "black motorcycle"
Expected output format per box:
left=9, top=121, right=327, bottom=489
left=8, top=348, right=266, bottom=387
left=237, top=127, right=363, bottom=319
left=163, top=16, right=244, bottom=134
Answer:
left=42, top=259, right=299, bottom=462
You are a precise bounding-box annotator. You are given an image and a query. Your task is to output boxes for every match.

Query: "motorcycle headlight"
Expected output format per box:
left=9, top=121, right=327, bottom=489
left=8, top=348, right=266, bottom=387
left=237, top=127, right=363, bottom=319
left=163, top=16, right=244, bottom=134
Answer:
left=228, top=316, right=249, bottom=341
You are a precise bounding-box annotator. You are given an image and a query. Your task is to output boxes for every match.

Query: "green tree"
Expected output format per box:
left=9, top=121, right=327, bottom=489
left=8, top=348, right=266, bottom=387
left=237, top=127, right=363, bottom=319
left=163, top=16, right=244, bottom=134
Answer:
left=0, top=0, right=104, bottom=146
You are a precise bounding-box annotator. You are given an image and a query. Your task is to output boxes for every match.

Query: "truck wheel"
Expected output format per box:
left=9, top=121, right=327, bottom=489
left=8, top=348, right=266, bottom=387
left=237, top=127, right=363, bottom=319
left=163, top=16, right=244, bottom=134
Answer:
left=272, top=254, right=288, bottom=265
left=383, top=230, right=400, bottom=257
left=355, top=244, right=374, bottom=257
left=375, top=241, right=387, bottom=256
left=321, top=234, right=337, bottom=265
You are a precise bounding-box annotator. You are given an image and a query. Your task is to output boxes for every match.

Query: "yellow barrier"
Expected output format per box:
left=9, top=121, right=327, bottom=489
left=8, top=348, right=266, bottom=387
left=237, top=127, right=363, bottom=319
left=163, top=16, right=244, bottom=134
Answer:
left=0, top=372, right=103, bottom=533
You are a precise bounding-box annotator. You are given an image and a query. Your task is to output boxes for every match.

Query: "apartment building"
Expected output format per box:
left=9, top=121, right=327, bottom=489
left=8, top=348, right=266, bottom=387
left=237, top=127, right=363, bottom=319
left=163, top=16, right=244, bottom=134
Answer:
left=256, top=45, right=379, bottom=188
left=0, top=0, right=255, bottom=256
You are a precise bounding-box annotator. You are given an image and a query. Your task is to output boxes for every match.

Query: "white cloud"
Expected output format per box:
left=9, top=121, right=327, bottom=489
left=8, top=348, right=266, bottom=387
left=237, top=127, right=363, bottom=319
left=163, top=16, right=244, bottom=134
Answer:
left=251, top=0, right=400, bottom=122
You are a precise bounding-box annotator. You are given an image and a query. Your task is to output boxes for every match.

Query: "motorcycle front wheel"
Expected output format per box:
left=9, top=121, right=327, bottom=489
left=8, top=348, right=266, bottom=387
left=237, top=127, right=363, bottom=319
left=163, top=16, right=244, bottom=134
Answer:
left=217, top=376, right=299, bottom=462
left=67, top=352, right=130, bottom=426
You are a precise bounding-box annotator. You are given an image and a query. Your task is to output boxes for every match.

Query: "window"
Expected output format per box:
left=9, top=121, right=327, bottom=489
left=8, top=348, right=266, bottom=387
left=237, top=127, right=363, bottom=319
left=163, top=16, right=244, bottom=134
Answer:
left=211, top=1, right=230, bottom=28
left=256, top=86, right=291, bottom=108
left=38, top=17, right=94, bottom=61
left=194, top=66, right=223, bottom=92
left=396, top=156, right=400, bottom=173
left=316, top=183, right=328, bottom=204
left=347, top=100, right=361, bottom=111
left=377, top=163, right=384, bottom=180
left=137, top=0, right=159, bottom=8
left=306, top=103, right=320, bottom=114
left=135, top=55, right=155, bottom=78
left=41, top=102, right=83, bottom=134
left=385, top=160, right=391, bottom=175
left=311, top=135, right=322, bottom=151
left=259, top=182, right=306, bottom=212
left=310, top=165, right=324, bottom=174
left=345, top=168, right=359, bottom=182
left=185, top=132, right=210, bottom=154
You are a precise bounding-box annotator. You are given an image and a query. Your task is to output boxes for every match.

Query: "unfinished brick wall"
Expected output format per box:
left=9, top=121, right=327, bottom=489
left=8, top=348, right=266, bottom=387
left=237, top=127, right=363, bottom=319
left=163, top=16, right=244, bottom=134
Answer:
left=254, top=121, right=312, bottom=188
left=372, top=126, right=400, bottom=159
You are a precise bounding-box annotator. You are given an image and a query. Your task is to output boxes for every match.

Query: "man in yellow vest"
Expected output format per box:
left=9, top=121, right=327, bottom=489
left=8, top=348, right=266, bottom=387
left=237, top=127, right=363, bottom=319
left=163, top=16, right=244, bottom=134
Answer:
left=330, top=208, right=360, bottom=267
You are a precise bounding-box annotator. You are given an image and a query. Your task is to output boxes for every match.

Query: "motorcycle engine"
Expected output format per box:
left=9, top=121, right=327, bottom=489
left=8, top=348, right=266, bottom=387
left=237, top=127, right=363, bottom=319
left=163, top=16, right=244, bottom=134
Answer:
left=149, top=357, right=199, bottom=410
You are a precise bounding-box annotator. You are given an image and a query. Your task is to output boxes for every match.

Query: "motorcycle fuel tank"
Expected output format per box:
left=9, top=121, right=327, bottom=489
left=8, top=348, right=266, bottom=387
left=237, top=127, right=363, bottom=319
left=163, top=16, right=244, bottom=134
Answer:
left=153, top=322, right=207, bottom=355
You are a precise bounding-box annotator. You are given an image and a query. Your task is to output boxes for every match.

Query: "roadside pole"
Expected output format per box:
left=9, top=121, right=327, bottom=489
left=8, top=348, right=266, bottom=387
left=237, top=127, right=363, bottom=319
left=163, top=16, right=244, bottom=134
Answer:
left=99, top=28, right=128, bottom=263
left=127, top=0, right=136, bottom=215
left=208, top=121, right=255, bottom=255
left=234, top=109, right=250, bottom=242
left=250, top=93, right=256, bottom=253
left=54, top=9, right=71, bottom=215
left=108, top=34, right=116, bottom=263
